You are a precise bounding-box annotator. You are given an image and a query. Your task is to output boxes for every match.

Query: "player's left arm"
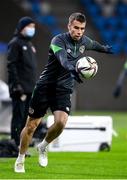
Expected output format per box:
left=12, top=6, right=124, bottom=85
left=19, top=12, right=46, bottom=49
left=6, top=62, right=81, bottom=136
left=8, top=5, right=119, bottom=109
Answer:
left=50, top=36, right=83, bottom=83
left=84, top=36, right=113, bottom=54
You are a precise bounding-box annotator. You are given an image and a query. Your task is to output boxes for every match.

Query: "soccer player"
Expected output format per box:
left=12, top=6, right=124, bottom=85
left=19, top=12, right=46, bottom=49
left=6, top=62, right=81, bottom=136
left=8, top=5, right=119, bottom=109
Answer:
left=113, top=60, right=127, bottom=97
left=14, top=12, right=113, bottom=173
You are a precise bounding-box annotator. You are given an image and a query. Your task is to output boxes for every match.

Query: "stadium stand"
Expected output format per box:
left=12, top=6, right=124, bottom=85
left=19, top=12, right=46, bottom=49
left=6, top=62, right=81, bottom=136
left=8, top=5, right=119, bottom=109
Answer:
left=20, top=0, right=62, bottom=36
left=80, top=0, right=127, bottom=54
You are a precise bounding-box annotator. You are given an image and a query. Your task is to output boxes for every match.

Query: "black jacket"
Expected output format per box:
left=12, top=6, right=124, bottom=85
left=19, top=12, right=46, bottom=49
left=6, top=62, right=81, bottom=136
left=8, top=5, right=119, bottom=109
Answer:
left=7, top=34, right=37, bottom=96
left=37, top=32, right=111, bottom=94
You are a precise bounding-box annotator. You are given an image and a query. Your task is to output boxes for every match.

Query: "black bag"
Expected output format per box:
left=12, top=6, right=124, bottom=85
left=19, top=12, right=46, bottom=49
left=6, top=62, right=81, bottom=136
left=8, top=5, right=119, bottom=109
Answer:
left=0, top=139, right=18, bottom=157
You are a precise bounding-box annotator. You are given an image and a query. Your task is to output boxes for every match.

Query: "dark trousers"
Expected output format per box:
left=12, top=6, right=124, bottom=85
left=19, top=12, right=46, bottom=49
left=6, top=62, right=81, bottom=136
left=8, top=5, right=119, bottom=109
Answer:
left=11, top=94, right=32, bottom=146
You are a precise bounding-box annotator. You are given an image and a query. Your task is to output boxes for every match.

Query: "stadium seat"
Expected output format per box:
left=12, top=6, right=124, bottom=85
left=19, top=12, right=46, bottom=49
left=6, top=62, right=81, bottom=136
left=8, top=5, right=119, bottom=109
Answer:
left=112, top=43, right=123, bottom=54
left=121, top=18, right=127, bottom=28
left=88, top=4, right=101, bottom=17
left=116, top=30, right=126, bottom=42
left=100, top=30, right=114, bottom=44
left=31, top=2, right=41, bottom=16
left=124, top=43, right=127, bottom=54
left=80, top=0, right=93, bottom=6
left=93, top=16, right=106, bottom=30
left=117, top=4, right=127, bottom=17
left=105, top=17, right=118, bottom=29
left=37, top=15, right=57, bottom=26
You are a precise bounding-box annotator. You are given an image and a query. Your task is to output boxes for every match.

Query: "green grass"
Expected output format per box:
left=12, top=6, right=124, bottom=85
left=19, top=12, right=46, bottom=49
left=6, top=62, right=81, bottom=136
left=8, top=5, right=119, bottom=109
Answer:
left=0, top=111, right=127, bottom=179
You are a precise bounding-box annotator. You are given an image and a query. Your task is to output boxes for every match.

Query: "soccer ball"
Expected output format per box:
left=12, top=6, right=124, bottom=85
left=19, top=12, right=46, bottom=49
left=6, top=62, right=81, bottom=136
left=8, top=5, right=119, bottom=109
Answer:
left=76, top=56, right=98, bottom=79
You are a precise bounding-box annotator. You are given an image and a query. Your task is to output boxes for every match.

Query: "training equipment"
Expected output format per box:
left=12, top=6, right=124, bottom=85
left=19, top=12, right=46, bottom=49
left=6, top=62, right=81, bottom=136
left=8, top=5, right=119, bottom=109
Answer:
left=76, top=56, right=98, bottom=79
left=47, top=115, right=113, bottom=152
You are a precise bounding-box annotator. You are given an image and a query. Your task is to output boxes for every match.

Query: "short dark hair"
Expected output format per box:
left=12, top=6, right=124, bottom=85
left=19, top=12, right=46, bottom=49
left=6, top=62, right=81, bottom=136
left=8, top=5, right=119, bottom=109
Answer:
left=68, top=12, right=86, bottom=24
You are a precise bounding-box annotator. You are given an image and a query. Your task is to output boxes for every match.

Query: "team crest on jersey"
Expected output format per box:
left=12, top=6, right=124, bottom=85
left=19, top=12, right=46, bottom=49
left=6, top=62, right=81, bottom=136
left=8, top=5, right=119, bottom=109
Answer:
left=22, top=46, right=27, bottom=50
left=29, top=107, right=34, bottom=115
left=79, top=45, right=85, bottom=53
left=31, top=46, right=36, bottom=53
left=67, top=49, right=71, bottom=53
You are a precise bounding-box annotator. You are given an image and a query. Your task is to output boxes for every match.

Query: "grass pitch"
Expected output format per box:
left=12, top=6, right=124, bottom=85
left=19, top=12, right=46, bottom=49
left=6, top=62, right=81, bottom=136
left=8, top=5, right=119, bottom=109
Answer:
left=0, top=111, right=127, bottom=179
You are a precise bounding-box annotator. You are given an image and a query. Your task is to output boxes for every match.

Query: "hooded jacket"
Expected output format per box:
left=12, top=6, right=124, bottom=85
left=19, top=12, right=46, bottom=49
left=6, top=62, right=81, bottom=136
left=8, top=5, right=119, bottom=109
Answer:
left=7, top=17, right=37, bottom=96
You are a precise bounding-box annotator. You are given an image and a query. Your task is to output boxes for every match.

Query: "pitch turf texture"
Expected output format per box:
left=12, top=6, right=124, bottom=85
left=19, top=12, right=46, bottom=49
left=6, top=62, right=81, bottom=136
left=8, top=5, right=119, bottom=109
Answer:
left=0, top=111, right=127, bottom=179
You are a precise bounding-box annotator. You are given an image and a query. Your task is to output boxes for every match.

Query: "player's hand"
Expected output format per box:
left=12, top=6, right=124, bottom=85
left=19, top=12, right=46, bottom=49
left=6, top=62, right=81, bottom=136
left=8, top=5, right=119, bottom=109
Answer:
left=113, top=85, right=121, bottom=98
left=104, top=45, right=113, bottom=54
left=12, top=84, right=24, bottom=98
left=71, top=70, right=83, bottom=83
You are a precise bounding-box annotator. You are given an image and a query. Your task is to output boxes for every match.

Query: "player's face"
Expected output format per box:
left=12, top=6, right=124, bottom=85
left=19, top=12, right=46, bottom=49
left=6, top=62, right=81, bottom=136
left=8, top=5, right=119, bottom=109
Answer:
left=68, top=20, right=86, bottom=41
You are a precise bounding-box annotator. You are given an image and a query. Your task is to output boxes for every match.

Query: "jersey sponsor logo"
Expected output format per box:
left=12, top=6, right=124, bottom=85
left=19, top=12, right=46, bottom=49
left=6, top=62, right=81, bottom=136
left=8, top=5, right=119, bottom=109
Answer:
left=29, top=107, right=34, bottom=115
left=67, top=49, right=71, bottom=53
left=22, top=46, right=27, bottom=50
left=79, top=45, right=85, bottom=53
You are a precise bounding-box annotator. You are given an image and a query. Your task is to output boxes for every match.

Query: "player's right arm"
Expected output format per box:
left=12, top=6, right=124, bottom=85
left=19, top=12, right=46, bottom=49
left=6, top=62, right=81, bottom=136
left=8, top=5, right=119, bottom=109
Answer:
left=50, top=36, right=75, bottom=71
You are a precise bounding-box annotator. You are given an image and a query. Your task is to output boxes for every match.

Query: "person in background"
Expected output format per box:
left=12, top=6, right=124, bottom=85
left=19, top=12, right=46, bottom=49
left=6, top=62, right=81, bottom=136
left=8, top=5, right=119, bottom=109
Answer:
left=14, top=12, right=113, bottom=173
left=113, top=60, right=127, bottom=97
left=7, top=17, right=37, bottom=150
